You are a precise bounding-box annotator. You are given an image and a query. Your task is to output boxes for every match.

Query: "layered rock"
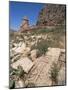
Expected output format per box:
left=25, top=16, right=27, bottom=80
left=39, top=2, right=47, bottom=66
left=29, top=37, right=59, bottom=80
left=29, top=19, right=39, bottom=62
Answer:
left=20, top=16, right=30, bottom=31
left=37, top=4, right=66, bottom=26
left=11, top=57, right=34, bottom=73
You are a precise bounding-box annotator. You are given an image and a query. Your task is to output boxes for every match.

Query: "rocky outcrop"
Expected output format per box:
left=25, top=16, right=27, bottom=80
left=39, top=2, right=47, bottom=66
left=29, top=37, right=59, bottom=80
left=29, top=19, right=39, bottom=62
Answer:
left=20, top=16, right=30, bottom=31
left=37, top=4, right=66, bottom=26
left=11, top=57, right=33, bottom=73
left=15, top=79, right=25, bottom=88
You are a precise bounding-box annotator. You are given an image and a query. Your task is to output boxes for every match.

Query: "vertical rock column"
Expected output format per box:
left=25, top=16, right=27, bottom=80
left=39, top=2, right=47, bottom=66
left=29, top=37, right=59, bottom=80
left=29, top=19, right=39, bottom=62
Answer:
left=20, top=16, right=29, bottom=31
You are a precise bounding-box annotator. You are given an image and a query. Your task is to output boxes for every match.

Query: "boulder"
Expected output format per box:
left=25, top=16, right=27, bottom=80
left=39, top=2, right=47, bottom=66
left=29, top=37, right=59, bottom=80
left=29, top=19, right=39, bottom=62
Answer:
left=11, top=54, right=21, bottom=63
left=15, top=79, right=25, bottom=88
left=14, top=42, right=26, bottom=53
left=31, top=49, right=37, bottom=61
left=18, top=42, right=23, bottom=47
left=13, top=43, right=17, bottom=47
left=11, top=57, right=33, bottom=73
left=58, top=67, right=65, bottom=85
left=22, top=47, right=31, bottom=57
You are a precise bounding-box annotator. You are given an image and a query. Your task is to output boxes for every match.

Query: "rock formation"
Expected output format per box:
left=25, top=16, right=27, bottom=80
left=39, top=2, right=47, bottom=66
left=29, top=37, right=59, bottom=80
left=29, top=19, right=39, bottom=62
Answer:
left=37, top=4, right=66, bottom=26
left=20, top=16, right=29, bottom=31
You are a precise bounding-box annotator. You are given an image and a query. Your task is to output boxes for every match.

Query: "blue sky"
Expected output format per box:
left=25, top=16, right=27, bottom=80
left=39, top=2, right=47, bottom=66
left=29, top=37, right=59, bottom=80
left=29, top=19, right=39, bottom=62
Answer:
left=9, top=1, right=45, bottom=31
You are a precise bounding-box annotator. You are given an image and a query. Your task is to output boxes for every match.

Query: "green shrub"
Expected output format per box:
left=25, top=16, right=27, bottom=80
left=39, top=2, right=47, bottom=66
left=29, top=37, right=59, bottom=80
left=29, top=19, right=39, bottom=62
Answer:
left=10, top=66, right=26, bottom=88
left=31, top=39, right=48, bottom=57
left=10, top=66, right=26, bottom=82
left=49, top=62, right=59, bottom=85
left=10, top=79, right=15, bottom=89
left=17, top=65, right=26, bottom=79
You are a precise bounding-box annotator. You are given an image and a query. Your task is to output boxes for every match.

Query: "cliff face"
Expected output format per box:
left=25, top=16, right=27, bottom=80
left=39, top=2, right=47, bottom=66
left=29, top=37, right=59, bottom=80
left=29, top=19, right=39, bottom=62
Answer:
left=37, top=4, right=66, bottom=26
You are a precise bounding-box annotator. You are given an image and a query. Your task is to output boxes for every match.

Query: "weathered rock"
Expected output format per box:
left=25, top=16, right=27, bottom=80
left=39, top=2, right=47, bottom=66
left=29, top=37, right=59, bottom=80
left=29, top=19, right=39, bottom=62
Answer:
left=20, top=16, right=29, bottom=31
left=12, top=47, right=17, bottom=51
left=58, top=67, right=65, bottom=85
left=18, top=42, right=23, bottom=47
left=26, top=48, right=64, bottom=86
left=46, top=48, right=61, bottom=63
left=15, top=42, right=26, bottom=53
left=30, top=42, right=35, bottom=46
left=22, top=47, right=31, bottom=57
left=31, top=49, right=37, bottom=61
left=25, top=47, right=30, bottom=53
left=11, top=57, right=34, bottom=73
left=37, top=4, right=66, bottom=26
left=11, top=54, right=21, bottom=63
left=13, top=43, right=17, bottom=47
left=15, top=79, right=25, bottom=88
left=36, top=35, right=42, bottom=39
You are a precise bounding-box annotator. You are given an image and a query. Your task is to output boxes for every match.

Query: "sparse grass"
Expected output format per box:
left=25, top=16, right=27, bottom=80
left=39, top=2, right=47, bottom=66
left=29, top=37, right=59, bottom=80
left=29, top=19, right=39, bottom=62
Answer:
left=50, top=25, right=65, bottom=35
left=30, top=28, right=52, bottom=35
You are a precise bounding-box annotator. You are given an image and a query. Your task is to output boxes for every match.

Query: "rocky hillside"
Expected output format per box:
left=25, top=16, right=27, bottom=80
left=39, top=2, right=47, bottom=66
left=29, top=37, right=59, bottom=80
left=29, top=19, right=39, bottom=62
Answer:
left=9, top=4, right=66, bottom=88
left=10, top=26, right=66, bottom=88
left=37, top=4, right=66, bottom=26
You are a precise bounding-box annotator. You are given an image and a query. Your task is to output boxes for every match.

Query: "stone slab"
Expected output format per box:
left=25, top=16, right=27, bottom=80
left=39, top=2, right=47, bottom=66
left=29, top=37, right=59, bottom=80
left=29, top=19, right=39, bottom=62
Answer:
left=11, top=57, right=33, bottom=73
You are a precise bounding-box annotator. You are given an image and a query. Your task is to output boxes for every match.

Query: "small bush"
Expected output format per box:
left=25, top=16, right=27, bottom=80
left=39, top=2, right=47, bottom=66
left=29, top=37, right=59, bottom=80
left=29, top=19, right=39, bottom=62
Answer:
left=17, top=65, right=26, bottom=79
left=49, top=62, right=59, bottom=85
left=10, top=79, right=15, bottom=89
left=10, top=66, right=26, bottom=88
left=10, top=66, right=26, bottom=82
left=31, top=39, right=48, bottom=57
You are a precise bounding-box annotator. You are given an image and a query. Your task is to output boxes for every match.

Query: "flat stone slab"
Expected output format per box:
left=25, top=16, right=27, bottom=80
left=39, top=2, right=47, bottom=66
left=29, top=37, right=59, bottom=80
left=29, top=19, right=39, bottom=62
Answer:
left=11, top=57, right=33, bottom=73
